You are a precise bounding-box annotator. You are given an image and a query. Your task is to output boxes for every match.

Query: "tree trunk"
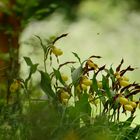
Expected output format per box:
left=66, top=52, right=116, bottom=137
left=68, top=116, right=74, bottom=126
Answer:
left=0, top=1, right=21, bottom=103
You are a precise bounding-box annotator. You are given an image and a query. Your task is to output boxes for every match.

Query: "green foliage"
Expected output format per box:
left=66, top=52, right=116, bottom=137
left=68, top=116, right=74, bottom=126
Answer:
left=24, top=57, right=39, bottom=89
left=53, top=68, right=65, bottom=86
left=1, top=34, right=140, bottom=139
left=71, top=66, right=83, bottom=85
left=40, top=71, right=55, bottom=99
left=72, top=52, right=82, bottom=65
left=1, top=0, right=82, bottom=27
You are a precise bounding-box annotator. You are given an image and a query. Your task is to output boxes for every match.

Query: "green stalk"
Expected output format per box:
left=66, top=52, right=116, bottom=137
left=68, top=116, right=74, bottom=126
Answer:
left=44, top=53, right=47, bottom=73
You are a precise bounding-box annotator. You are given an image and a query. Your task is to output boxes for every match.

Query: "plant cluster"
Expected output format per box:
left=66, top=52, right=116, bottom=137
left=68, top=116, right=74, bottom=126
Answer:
left=0, top=34, right=140, bottom=140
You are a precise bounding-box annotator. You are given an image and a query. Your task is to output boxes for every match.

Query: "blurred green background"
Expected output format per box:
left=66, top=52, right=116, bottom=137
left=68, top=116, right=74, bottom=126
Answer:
left=20, top=0, right=140, bottom=81
left=19, top=0, right=140, bottom=125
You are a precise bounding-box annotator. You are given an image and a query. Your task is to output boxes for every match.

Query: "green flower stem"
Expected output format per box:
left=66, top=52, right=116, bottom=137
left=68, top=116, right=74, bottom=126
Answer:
left=44, top=53, right=47, bottom=73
